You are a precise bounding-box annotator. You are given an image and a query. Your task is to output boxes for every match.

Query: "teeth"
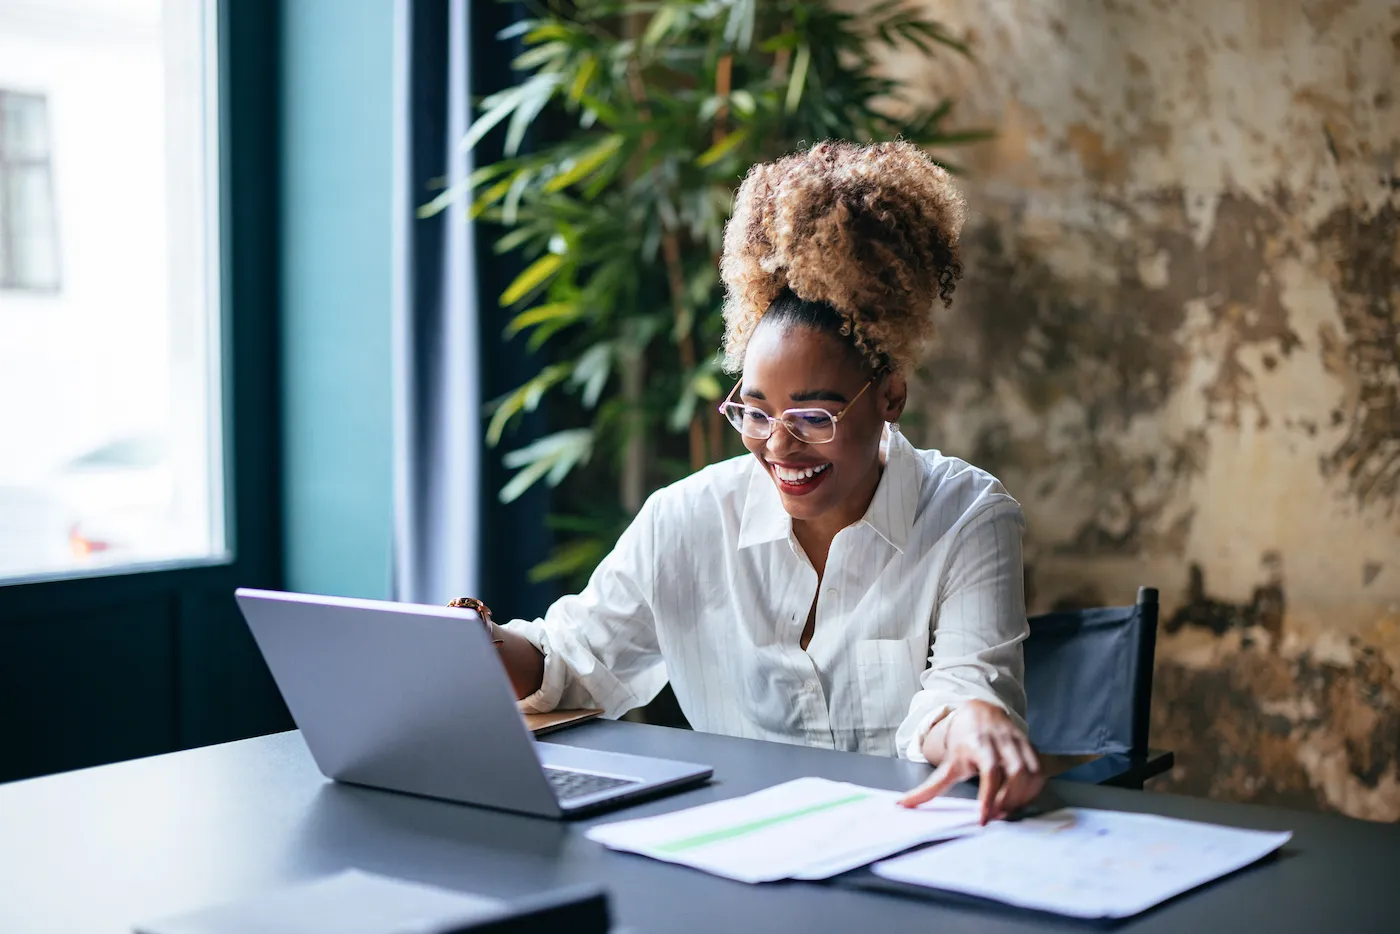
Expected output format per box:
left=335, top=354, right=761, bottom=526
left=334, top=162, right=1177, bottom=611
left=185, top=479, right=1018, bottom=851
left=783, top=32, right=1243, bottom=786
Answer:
left=774, top=463, right=830, bottom=483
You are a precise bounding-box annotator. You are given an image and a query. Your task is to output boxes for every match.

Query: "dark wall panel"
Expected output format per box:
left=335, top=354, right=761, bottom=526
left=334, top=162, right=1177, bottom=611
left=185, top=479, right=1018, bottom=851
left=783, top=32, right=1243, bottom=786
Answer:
left=0, top=598, right=176, bottom=782
left=178, top=591, right=289, bottom=751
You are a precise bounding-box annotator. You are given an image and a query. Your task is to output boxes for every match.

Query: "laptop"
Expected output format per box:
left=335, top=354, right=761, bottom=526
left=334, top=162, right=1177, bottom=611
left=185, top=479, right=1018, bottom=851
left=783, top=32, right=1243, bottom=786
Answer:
left=234, top=588, right=713, bottom=818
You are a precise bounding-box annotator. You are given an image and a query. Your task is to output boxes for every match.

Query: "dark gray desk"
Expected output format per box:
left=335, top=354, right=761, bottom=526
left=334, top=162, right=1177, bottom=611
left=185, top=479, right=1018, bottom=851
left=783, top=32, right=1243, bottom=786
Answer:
left=1, top=722, right=1397, bottom=933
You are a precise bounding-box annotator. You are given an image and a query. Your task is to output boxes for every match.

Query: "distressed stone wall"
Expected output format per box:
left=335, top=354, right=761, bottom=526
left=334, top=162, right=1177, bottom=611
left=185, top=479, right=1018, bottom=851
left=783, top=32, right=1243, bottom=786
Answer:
left=885, top=0, right=1400, bottom=819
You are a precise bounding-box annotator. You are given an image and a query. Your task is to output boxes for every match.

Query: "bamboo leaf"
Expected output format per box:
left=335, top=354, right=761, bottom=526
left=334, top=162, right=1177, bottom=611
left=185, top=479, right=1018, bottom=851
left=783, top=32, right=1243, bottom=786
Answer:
left=417, top=162, right=515, bottom=218
left=723, top=0, right=755, bottom=51
left=642, top=7, right=677, bottom=47
left=499, top=456, right=555, bottom=504
left=493, top=224, right=541, bottom=255
left=568, top=55, right=598, bottom=103
left=499, top=429, right=594, bottom=502
left=496, top=20, right=536, bottom=40
left=512, top=41, right=569, bottom=72
left=696, top=128, right=748, bottom=167
left=526, top=316, right=577, bottom=352
left=668, top=389, right=698, bottom=432
left=543, top=134, right=624, bottom=193
left=501, top=169, right=534, bottom=225
left=503, top=301, right=579, bottom=338
left=523, top=23, right=572, bottom=45
left=569, top=343, right=613, bottom=408
left=693, top=371, right=722, bottom=399
left=485, top=364, right=572, bottom=446
left=500, top=253, right=565, bottom=307
left=785, top=43, right=811, bottom=114
left=577, top=93, right=620, bottom=126
left=759, top=31, right=798, bottom=53
left=503, top=73, right=561, bottom=157
left=698, top=95, right=724, bottom=122
left=458, top=85, right=525, bottom=155
left=469, top=174, right=516, bottom=220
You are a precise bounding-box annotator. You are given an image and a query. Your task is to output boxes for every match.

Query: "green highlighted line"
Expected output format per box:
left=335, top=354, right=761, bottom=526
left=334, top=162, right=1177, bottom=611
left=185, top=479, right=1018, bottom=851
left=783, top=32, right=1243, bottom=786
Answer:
left=655, top=793, right=872, bottom=854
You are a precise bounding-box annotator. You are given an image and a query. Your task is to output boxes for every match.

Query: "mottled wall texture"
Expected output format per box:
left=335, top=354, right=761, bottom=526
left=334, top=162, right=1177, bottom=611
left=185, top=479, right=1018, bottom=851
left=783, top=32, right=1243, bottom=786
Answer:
left=887, top=0, right=1400, bottom=819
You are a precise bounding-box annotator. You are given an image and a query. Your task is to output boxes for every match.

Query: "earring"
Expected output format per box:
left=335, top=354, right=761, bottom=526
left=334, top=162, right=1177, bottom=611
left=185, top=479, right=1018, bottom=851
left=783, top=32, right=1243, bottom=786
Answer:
left=888, top=421, right=901, bottom=434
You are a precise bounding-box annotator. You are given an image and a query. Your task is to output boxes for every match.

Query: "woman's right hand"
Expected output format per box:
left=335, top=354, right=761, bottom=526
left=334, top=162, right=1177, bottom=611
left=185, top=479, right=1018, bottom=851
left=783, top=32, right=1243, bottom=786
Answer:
left=899, top=699, right=1044, bottom=824
left=447, top=597, right=544, bottom=699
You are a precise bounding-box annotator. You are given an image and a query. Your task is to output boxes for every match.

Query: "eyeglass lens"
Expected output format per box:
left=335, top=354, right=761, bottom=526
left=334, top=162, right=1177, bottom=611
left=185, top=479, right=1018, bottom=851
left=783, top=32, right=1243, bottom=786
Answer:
left=723, top=406, right=836, bottom=443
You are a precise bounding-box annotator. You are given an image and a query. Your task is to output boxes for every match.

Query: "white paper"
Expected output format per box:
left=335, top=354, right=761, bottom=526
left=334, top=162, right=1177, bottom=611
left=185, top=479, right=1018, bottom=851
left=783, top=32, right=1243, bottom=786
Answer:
left=585, top=777, right=981, bottom=884
left=873, top=807, right=1291, bottom=918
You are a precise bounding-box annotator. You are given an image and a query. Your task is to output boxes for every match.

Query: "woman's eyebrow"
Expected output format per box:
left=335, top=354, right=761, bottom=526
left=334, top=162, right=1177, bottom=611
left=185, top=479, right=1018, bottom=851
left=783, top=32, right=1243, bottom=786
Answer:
left=740, top=385, right=765, bottom=400
left=789, top=388, right=849, bottom=403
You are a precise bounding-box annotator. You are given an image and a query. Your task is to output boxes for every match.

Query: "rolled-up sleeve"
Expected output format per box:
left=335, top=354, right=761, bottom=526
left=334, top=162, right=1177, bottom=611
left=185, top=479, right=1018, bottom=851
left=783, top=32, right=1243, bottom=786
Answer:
left=895, top=498, right=1029, bottom=762
left=502, top=492, right=667, bottom=719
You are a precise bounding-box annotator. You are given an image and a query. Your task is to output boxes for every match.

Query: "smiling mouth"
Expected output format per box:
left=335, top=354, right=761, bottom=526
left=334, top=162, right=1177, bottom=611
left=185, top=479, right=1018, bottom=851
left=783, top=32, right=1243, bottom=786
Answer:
left=769, top=461, right=831, bottom=495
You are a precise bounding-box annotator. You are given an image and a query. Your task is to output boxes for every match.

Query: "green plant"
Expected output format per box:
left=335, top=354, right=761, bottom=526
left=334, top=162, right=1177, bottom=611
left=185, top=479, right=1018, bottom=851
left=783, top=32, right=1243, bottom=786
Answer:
left=423, top=0, right=984, bottom=587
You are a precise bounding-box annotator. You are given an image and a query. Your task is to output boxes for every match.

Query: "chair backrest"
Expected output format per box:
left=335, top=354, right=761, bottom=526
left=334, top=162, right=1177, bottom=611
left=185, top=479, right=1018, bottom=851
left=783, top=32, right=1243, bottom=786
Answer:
left=1023, top=586, right=1158, bottom=757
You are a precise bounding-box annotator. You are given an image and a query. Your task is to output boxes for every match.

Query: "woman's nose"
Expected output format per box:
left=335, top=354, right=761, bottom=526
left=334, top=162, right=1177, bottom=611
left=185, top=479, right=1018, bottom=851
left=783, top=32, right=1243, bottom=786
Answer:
left=765, top=420, right=804, bottom=459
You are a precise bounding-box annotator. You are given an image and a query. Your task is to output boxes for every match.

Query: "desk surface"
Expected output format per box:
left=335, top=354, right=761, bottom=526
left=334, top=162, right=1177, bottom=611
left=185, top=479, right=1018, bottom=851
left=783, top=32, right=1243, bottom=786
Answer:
left=1, top=721, right=1397, bottom=933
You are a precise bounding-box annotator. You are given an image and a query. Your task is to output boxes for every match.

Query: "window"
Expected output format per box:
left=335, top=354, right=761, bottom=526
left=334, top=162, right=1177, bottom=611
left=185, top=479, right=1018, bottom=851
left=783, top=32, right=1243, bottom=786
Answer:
left=0, top=90, right=59, bottom=291
left=0, top=0, right=226, bottom=582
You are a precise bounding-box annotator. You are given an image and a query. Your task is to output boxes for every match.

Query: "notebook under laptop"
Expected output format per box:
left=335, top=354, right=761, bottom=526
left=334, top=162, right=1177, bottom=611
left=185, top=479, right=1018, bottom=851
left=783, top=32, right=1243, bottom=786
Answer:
left=234, top=588, right=712, bottom=818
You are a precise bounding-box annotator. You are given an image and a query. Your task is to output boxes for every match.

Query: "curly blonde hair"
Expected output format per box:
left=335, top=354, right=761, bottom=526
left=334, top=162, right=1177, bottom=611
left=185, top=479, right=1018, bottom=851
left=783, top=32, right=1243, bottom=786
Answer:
left=719, top=139, right=966, bottom=373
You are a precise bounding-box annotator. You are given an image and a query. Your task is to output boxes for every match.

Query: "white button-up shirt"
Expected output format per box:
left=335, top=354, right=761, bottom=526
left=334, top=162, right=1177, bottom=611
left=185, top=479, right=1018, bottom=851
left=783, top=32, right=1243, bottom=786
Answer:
left=505, top=429, right=1029, bottom=761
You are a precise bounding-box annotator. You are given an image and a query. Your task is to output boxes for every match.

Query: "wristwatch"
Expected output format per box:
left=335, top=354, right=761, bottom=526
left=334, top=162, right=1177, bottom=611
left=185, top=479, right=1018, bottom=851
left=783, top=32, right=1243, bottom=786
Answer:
left=447, top=596, right=505, bottom=645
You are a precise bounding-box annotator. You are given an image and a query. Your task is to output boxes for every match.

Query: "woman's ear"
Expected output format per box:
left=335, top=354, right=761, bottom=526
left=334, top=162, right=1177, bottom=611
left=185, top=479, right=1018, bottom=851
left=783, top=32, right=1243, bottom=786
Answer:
left=879, top=371, right=908, bottom=423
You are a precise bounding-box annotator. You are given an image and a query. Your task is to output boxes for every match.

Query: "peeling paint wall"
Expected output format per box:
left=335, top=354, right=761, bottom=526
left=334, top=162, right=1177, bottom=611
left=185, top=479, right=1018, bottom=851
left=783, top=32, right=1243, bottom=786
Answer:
left=887, top=0, right=1400, bottom=819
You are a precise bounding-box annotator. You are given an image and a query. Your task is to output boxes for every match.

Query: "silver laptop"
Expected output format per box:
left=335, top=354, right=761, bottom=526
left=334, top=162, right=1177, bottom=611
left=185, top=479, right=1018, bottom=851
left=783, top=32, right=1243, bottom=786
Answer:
left=234, top=588, right=712, bottom=818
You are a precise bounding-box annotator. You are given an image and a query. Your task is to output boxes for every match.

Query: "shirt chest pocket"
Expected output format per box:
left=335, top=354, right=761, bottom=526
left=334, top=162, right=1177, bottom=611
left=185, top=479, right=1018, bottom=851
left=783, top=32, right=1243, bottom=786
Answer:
left=854, top=636, right=927, bottom=738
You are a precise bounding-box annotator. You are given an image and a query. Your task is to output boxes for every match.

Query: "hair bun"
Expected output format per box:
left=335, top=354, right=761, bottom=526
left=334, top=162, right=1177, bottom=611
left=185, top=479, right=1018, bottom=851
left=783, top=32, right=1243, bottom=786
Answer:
left=720, top=139, right=965, bottom=372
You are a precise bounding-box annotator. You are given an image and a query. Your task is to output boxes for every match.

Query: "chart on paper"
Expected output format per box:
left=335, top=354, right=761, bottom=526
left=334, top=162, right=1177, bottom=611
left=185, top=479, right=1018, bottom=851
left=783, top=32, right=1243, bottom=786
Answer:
left=873, top=807, right=1292, bottom=918
left=586, top=777, right=982, bottom=883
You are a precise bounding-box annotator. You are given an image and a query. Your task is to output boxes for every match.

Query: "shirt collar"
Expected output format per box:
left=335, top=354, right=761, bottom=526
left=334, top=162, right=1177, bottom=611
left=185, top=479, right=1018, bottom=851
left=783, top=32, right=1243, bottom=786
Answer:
left=736, top=428, right=923, bottom=553
left=737, top=459, right=792, bottom=549
left=861, top=428, right=922, bottom=553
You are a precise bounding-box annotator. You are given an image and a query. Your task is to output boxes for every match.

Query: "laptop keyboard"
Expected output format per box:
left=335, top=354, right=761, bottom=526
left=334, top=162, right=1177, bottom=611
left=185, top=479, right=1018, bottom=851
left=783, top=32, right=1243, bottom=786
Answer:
left=544, top=767, right=641, bottom=802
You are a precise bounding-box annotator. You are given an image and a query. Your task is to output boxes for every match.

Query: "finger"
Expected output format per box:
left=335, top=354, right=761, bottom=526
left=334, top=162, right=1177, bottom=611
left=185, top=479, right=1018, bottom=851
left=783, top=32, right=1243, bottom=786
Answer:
left=899, top=758, right=965, bottom=808
left=1012, top=735, right=1046, bottom=811
left=1018, top=735, right=1042, bottom=777
left=975, top=742, right=1003, bottom=825
left=991, top=736, right=1029, bottom=818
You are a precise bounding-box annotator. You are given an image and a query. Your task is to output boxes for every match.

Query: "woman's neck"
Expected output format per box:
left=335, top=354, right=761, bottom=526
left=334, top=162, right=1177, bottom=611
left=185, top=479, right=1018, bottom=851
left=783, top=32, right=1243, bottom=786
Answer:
left=791, top=459, right=885, bottom=573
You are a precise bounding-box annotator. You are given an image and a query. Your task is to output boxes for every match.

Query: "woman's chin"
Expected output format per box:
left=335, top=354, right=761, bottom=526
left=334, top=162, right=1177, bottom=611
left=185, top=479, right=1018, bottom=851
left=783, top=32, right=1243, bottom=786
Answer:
left=775, top=484, right=840, bottom=521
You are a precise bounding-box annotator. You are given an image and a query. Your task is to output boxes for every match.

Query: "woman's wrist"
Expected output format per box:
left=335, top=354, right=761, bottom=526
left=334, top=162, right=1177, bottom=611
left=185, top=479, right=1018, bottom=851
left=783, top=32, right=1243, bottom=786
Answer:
left=920, top=705, right=962, bottom=764
left=448, top=596, right=505, bottom=645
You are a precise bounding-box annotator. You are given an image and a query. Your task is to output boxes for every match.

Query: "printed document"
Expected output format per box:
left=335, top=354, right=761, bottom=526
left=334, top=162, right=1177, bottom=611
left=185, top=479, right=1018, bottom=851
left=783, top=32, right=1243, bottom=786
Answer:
left=873, top=807, right=1291, bottom=918
left=585, top=777, right=982, bottom=883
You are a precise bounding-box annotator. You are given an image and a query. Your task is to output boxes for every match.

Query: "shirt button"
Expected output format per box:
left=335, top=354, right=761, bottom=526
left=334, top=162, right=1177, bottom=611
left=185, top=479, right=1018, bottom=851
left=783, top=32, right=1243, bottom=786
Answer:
left=805, top=680, right=818, bottom=692
left=825, top=588, right=837, bottom=598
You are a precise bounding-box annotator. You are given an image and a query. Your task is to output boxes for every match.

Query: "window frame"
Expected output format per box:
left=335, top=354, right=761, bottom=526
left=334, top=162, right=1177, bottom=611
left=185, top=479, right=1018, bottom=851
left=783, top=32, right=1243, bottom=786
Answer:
left=0, top=88, right=62, bottom=293
left=0, top=0, right=288, bottom=779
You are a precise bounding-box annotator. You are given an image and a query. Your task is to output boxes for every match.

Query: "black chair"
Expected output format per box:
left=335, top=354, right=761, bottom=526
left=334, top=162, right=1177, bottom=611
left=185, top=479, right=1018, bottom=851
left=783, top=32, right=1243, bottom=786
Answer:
left=1024, top=586, right=1173, bottom=789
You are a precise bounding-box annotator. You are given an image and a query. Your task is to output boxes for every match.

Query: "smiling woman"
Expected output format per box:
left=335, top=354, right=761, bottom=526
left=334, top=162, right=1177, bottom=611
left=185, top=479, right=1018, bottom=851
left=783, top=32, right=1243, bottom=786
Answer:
left=462, top=139, right=1045, bottom=823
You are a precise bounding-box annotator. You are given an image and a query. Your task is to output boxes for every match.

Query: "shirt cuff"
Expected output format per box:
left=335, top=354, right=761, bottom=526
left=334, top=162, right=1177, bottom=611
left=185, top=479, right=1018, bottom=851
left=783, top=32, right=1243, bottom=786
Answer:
left=899, top=697, right=1024, bottom=763
left=900, top=703, right=954, bottom=763
left=501, top=618, right=568, bottom=714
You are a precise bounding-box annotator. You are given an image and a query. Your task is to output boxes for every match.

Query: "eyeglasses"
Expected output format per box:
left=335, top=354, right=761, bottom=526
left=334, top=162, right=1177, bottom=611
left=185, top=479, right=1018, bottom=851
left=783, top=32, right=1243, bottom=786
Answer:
left=717, top=376, right=876, bottom=445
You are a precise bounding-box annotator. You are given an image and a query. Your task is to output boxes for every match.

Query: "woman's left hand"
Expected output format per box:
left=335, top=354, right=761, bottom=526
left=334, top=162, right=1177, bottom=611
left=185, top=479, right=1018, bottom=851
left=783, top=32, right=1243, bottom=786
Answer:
left=898, top=699, right=1044, bottom=824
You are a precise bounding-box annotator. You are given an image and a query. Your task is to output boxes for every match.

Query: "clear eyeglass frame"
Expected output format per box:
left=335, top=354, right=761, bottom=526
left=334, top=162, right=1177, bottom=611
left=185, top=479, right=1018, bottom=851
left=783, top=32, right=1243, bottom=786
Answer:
left=716, top=376, right=876, bottom=445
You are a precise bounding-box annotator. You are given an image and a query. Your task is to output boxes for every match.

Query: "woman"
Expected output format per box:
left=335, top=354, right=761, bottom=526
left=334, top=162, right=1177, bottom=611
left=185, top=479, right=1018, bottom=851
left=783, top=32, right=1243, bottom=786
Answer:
left=478, top=140, right=1043, bottom=821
